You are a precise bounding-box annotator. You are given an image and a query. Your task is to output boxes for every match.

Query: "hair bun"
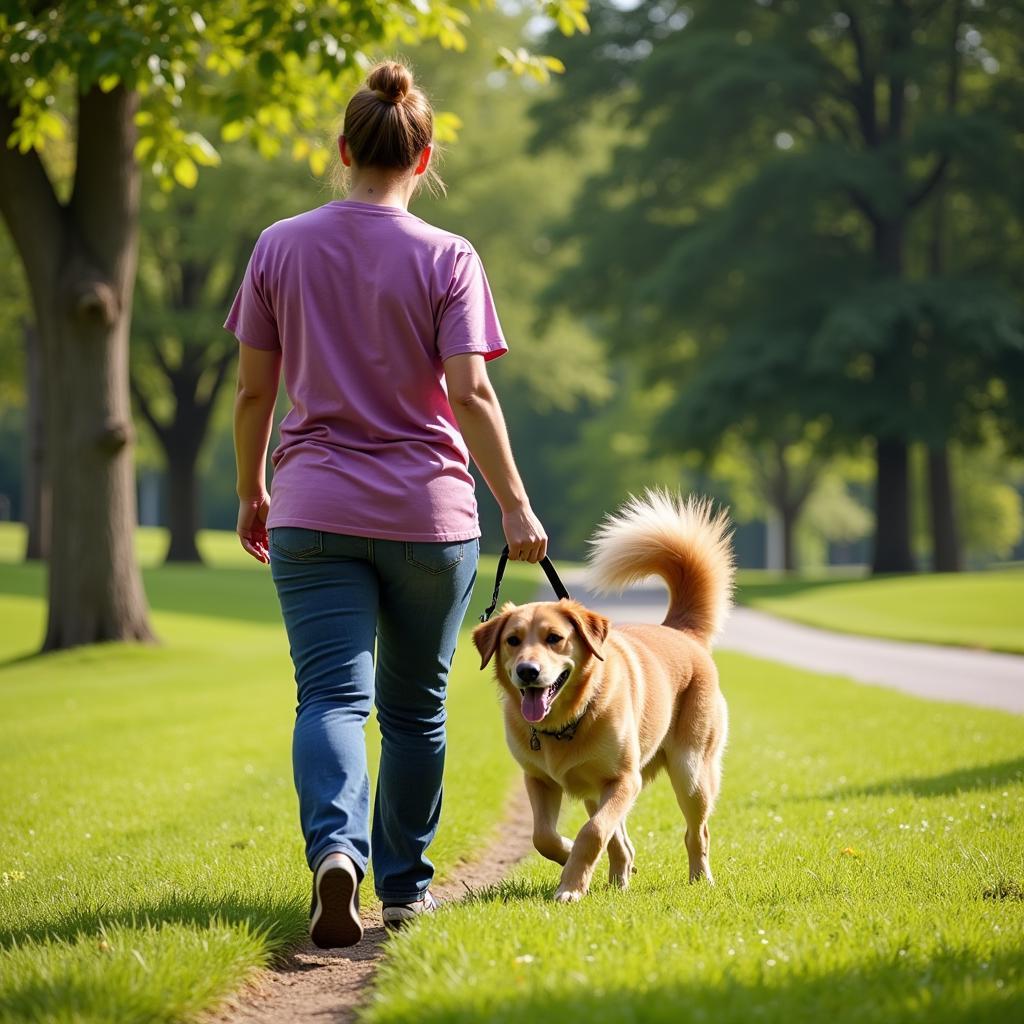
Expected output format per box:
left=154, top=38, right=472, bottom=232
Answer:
left=367, top=61, right=412, bottom=104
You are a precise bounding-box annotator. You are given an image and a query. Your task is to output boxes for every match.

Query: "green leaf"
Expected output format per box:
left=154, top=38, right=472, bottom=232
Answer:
left=308, top=146, right=330, bottom=177
left=172, top=156, right=198, bottom=189
left=184, top=132, right=220, bottom=167
left=221, top=120, right=247, bottom=142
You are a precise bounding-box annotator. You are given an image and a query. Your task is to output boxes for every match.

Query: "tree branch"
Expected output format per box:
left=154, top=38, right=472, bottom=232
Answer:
left=70, top=85, right=140, bottom=278
left=843, top=9, right=878, bottom=146
left=192, top=346, right=237, bottom=437
left=908, top=156, right=949, bottom=209
left=847, top=186, right=882, bottom=230
left=0, top=94, right=63, bottom=301
left=129, top=374, right=169, bottom=448
left=147, top=337, right=176, bottom=381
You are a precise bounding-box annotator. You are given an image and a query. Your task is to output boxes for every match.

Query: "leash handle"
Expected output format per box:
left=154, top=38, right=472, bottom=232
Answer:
left=480, top=545, right=571, bottom=621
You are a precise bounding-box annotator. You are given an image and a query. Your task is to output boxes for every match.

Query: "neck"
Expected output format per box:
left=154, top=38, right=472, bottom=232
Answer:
left=346, top=172, right=412, bottom=210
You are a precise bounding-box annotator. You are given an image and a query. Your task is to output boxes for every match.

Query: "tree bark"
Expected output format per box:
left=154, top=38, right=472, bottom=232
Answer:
left=927, top=443, right=962, bottom=572
left=165, top=442, right=203, bottom=563
left=780, top=504, right=797, bottom=574
left=22, top=319, right=50, bottom=561
left=0, top=86, right=155, bottom=649
left=132, top=346, right=236, bottom=565
left=871, top=436, right=915, bottom=573
left=869, top=215, right=916, bottom=576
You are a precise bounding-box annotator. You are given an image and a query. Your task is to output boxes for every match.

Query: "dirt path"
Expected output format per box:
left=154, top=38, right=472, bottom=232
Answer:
left=207, top=787, right=533, bottom=1024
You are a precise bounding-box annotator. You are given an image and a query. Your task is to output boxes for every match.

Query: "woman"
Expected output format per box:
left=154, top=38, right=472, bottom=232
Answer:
left=226, top=60, right=546, bottom=947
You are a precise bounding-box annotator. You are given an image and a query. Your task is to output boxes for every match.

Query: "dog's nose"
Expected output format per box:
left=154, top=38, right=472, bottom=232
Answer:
left=516, top=662, right=540, bottom=683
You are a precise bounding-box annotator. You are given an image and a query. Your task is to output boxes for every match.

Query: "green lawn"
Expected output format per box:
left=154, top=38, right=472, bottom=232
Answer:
left=736, top=570, right=1024, bottom=654
left=0, top=526, right=537, bottom=1024
left=4, top=524, right=1022, bottom=1023
left=367, top=652, right=1024, bottom=1024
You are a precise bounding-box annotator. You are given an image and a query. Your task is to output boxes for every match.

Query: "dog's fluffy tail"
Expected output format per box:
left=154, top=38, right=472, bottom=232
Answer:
left=586, top=489, right=735, bottom=646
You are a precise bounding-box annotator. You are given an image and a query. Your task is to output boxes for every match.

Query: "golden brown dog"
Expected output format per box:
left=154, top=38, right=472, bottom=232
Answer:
left=473, top=490, right=734, bottom=903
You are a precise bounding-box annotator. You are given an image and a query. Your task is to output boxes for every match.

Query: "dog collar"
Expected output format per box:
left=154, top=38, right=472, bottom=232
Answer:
left=530, top=700, right=591, bottom=751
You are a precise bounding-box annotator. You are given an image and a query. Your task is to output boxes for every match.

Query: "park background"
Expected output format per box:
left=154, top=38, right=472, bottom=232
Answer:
left=1, top=2, right=1023, bottom=1023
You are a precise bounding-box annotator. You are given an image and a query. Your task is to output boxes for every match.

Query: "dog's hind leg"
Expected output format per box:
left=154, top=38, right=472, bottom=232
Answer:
left=525, top=773, right=573, bottom=865
left=585, top=799, right=635, bottom=888
left=667, top=747, right=718, bottom=884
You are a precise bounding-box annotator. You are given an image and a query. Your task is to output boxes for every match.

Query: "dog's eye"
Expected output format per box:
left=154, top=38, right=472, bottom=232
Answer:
left=546, top=633, right=563, bottom=645
left=506, top=635, right=521, bottom=647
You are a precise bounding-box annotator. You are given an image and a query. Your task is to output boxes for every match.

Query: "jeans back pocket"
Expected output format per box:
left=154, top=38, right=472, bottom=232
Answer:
left=269, top=527, right=324, bottom=559
left=404, top=541, right=465, bottom=574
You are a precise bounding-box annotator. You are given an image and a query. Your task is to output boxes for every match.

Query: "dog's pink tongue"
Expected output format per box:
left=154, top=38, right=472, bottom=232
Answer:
left=521, top=688, right=550, bottom=723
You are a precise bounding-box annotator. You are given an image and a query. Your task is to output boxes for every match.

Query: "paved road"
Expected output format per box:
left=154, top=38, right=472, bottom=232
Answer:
left=552, top=569, right=1024, bottom=715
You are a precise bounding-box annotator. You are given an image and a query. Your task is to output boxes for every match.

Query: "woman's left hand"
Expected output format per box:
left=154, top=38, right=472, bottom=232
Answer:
left=237, top=495, right=270, bottom=564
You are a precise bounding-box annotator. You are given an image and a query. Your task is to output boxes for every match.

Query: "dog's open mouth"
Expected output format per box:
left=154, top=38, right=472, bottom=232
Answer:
left=519, top=667, right=572, bottom=724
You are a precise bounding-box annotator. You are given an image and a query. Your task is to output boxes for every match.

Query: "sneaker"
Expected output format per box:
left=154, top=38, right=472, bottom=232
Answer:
left=381, top=890, right=442, bottom=931
left=309, top=852, right=363, bottom=949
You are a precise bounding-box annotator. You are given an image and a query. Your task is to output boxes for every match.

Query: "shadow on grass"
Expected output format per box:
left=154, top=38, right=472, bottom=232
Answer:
left=837, top=757, right=1024, bottom=799
left=0, top=560, right=282, bottom=628
left=372, top=949, right=1021, bottom=1024
left=0, top=557, right=526, bottom=636
left=0, top=890, right=306, bottom=954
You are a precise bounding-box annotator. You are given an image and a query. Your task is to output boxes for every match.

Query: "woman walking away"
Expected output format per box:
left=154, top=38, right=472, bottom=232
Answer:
left=226, top=60, right=546, bottom=947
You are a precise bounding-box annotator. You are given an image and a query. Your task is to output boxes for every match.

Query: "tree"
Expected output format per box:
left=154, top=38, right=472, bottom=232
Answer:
left=531, top=0, right=1024, bottom=575
left=131, top=140, right=314, bottom=562
left=0, top=0, right=589, bottom=650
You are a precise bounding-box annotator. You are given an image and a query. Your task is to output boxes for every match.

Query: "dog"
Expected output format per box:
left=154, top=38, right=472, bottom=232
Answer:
left=472, top=489, right=734, bottom=903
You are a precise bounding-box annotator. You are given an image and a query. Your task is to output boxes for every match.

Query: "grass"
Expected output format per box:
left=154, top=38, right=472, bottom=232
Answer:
left=735, top=570, right=1024, bottom=654
left=366, top=653, right=1024, bottom=1024
left=0, top=524, right=538, bottom=1024
left=3, top=523, right=1023, bottom=1022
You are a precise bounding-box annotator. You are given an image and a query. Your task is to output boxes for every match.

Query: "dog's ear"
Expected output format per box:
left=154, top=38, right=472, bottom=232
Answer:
left=472, top=610, right=511, bottom=670
left=559, top=600, right=610, bottom=662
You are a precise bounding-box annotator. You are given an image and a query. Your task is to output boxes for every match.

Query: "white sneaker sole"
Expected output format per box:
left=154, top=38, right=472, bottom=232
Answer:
left=310, top=855, right=362, bottom=948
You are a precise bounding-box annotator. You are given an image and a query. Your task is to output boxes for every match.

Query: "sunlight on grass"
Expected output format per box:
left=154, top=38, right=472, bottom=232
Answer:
left=0, top=540, right=538, bottom=1023
left=736, top=569, right=1024, bottom=654
left=366, top=652, right=1024, bottom=1024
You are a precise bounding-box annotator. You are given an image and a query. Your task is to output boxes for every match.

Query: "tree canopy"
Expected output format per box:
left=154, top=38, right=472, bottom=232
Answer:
left=0, top=0, right=590, bottom=650
left=532, top=0, right=1024, bottom=573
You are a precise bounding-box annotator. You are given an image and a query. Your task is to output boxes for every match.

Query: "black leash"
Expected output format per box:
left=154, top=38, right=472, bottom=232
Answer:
left=480, top=545, right=572, bottom=621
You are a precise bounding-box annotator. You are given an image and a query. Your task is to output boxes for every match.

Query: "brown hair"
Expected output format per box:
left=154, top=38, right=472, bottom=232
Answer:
left=339, top=60, right=441, bottom=193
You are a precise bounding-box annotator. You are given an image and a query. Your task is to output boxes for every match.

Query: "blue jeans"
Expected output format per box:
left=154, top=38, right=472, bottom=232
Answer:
left=269, top=527, right=479, bottom=903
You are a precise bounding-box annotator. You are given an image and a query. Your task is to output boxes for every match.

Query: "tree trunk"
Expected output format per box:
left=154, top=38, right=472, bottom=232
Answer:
left=780, top=504, right=797, bottom=574
left=0, top=86, right=155, bottom=650
left=869, top=214, right=916, bottom=576
left=22, top=319, right=50, bottom=561
left=871, top=436, right=915, bottom=574
left=165, top=442, right=203, bottom=563
left=927, top=443, right=962, bottom=572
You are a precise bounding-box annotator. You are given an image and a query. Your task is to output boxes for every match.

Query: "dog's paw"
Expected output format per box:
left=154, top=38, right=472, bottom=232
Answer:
left=554, top=887, right=584, bottom=904
left=608, top=869, right=631, bottom=889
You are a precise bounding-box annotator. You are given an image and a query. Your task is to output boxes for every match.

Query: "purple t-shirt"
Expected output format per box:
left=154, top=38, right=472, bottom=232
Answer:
left=225, top=200, right=507, bottom=542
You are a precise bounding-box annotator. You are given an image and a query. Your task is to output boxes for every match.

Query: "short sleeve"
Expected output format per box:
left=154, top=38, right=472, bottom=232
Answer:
left=224, top=236, right=281, bottom=351
left=436, top=247, right=507, bottom=362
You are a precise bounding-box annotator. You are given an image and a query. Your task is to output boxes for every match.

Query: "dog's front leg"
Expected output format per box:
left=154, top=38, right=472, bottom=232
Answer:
left=525, top=773, right=573, bottom=865
left=555, top=771, right=642, bottom=903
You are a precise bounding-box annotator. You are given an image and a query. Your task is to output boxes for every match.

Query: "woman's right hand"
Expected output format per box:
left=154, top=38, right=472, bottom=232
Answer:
left=502, top=505, right=548, bottom=563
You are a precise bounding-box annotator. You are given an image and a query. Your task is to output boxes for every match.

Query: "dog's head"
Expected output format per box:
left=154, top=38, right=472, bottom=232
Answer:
left=472, top=599, right=610, bottom=726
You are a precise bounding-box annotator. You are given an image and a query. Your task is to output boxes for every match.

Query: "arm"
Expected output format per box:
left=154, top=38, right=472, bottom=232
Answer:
left=444, top=352, right=547, bottom=563
left=233, top=343, right=282, bottom=563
